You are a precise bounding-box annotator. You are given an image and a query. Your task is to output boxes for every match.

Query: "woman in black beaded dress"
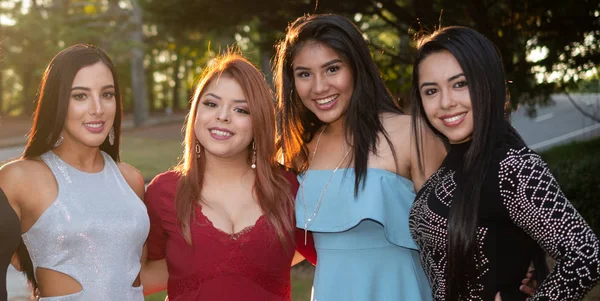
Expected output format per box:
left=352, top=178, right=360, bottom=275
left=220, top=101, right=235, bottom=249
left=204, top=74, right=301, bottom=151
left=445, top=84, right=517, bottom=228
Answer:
left=408, top=26, right=600, bottom=301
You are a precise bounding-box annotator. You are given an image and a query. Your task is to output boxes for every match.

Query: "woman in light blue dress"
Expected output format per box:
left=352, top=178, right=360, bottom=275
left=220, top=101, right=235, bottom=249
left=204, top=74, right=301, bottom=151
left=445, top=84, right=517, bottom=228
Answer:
left=274, top=14, right=446, bottom=300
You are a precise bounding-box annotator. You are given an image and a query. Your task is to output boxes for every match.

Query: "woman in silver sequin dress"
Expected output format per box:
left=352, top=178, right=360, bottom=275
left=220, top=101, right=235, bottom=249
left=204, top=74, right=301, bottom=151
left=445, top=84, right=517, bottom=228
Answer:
left=0, top=44, right=149, bottom=301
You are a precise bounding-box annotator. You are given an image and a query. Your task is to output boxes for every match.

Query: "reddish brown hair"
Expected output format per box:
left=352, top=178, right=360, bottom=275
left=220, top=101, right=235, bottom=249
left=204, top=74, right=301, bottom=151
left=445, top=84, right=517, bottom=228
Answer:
left=174, top=54, right=295, bottom=246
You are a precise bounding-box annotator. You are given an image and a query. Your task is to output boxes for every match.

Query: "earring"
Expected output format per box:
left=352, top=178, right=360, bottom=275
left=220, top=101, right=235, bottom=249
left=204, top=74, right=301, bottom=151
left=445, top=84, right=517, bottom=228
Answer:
left=195, top=141, right=202, bottom=158
left=108, top=127, right=115, bottom=146
left=251, top=141, right=257, bottom=169
left=53, top=135, right=64, bottom=148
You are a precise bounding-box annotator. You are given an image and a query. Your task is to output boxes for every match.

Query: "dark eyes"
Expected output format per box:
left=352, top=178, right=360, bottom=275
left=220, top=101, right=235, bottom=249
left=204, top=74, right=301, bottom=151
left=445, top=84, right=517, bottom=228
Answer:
left=71, top=92, right=115, bottom=100
left=202, top=101, right=249, bottom=114
left=454, top=81, right=468, bottom=88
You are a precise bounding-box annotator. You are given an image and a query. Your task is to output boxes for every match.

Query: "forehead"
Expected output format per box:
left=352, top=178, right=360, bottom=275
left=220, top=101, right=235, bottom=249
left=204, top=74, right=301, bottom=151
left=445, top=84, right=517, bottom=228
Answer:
left=72, top=62, right=114, bottom=87
left=292, top=42, right=343, bottom=67
left=203, top=75, right=245, bottom=99
left=418, top=51, right=463, bottom=82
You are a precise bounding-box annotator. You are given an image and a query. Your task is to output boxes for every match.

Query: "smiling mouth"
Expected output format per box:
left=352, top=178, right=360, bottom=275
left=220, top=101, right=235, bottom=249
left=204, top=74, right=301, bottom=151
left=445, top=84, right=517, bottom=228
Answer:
left=315, top=94, right=339, bottom=105
left=442, top=113, right=466, bottom=123
left=210, top=129, right=233, bottom=137
left=84, top=122, right=104, bottom=128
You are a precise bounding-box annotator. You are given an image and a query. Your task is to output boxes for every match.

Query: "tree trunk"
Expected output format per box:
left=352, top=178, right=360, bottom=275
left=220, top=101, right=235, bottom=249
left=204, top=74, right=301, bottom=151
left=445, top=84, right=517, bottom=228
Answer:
left=171, top=49, right=181, bottom=110
left=129, top=0, right=149, bottom=126
left=21, top=66, right=38, bottom=115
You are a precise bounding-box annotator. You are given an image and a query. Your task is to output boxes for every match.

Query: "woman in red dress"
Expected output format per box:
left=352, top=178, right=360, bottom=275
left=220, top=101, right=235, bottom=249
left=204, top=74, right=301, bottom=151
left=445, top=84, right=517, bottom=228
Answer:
left=141, top=53, right=315, bottom=301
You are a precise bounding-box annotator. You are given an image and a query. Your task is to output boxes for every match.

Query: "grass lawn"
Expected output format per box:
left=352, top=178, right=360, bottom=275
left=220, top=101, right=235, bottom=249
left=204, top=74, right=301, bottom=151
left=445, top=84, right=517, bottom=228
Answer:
left=120, top=136, right=183, bottom=180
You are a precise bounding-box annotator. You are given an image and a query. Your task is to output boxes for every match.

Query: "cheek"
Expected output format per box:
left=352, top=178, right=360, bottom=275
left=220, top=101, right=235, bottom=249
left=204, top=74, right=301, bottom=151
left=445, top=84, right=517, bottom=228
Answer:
left=421, top=102, right=437, bottom=121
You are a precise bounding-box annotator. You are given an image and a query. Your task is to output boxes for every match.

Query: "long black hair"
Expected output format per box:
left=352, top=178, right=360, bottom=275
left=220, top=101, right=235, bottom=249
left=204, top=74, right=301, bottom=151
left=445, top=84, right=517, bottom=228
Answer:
left=18, top=44, right=122, bottom=294
left=411, top=26, right=547, bottom=299
left=23, top=44, right=122, bottom=161
left=274, top=14, right=402, bottom=193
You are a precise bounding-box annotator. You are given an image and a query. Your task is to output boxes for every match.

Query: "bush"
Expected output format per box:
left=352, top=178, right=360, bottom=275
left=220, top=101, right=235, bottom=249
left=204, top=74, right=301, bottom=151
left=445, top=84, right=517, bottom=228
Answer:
left=540, top=137, right=600, bottom=235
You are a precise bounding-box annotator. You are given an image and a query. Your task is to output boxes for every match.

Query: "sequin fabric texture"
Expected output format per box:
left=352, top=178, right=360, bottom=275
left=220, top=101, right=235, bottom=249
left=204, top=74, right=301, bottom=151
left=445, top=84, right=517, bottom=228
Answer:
left=22, top=151, right=150, bottom=301
left=409, top=141, right=600, bottom=301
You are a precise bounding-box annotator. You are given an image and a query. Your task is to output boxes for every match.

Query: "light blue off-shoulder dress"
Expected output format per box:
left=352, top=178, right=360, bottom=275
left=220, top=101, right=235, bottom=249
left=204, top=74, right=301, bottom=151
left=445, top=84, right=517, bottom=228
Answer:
left=296, top=168, right=432, bottom=301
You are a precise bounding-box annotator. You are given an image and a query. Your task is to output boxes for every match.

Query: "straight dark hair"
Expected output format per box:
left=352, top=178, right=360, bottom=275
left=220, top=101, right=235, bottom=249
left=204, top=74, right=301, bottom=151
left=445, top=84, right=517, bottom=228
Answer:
left=411, top=26, right=547, bottom=299
left=274, top=14, right=401, bottom=193
left=19, top=44, right=123, bottom=294
left=23, top=44, right=122, bottom=161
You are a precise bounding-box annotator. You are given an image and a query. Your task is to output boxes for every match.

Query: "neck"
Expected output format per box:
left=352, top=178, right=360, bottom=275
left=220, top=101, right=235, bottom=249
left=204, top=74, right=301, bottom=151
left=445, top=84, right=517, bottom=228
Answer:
left=52, top=141, right=104, bottom=172
left=324, top=117, right=345, bottom=137
left=203, top=152, right=253, bottom=181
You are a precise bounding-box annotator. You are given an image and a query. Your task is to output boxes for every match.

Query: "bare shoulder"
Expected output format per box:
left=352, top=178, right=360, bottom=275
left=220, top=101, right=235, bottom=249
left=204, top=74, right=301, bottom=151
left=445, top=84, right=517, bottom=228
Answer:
left=0, top=158, right=54, bottom=206
left=117, top=162, right=145, bottom=200
left=380, top=112, right=412, bottom=135
left=0, top=158, right=51, bottom=186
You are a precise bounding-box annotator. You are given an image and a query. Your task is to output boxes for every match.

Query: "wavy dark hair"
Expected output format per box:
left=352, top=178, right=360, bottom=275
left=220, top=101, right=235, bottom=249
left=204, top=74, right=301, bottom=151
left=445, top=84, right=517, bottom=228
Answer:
left=18, top=43, right=122, bottom=294
left=274, top=14, right=402, bottom=193
left=411, top=26, right=547, bottom=299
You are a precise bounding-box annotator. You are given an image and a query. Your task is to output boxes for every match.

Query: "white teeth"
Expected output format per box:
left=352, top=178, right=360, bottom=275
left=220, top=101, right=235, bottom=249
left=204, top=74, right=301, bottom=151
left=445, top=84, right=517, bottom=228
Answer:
left=315, top=95, right=338, bottom=105
left=84, top=123, right=103, bottom=128
left=443, top=113, right=466, bottom=123
left=210, top=129, right=232, bottom=137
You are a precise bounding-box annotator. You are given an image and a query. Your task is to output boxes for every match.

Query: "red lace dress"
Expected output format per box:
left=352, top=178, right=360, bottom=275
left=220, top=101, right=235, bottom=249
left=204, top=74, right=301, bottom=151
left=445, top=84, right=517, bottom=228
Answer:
left=145, top=170, right=316, bottom=301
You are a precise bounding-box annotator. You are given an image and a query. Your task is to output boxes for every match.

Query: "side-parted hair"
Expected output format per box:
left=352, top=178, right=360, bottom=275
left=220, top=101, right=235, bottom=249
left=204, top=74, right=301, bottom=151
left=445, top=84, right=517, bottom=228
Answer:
left=23, top=44, right=122, bottom=161
left=175, top=53, right=295, bottom=246
left=410, top=26, right=546, bottom=299
left=274, top=14, right=402, bottom=194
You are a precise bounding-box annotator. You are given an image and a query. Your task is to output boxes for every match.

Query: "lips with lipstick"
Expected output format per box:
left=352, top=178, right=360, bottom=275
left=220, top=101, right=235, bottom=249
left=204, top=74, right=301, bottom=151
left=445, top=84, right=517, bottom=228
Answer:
left=440, top=112, right=467, bottom=127
left=209, top=127, right=234, bottom=140
left=314, top=94, right=339, bottom=109
left=84, top=121, right=106, bottom=133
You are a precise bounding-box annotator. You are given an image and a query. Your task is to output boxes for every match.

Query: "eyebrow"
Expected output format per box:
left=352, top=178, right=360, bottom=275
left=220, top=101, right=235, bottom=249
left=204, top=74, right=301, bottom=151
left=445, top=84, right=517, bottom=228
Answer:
left=71, top=85, right=115, bottom=91
left=204, top=93, right=246, bottom=103
left=419, top=73, right=465, bottom=89
left=294, top=59, right=343, bottom=71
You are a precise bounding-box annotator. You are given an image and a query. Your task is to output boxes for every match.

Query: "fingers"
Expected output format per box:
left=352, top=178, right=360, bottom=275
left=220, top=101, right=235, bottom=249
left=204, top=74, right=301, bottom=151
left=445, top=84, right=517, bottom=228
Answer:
left=494, top=292, right=502, bottom=301
left=520, top=284, right=536, bottom=297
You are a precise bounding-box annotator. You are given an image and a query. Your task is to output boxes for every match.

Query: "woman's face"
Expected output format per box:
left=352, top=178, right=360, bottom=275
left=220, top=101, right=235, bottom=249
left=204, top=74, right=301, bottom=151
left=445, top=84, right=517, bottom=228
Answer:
left=194, top=75, right=254, bottom=160
left=292, top=42, right=354, bottom=127
left=61, top=62, right=117, bottom=149
left=418, top=51, right=473, bottom=144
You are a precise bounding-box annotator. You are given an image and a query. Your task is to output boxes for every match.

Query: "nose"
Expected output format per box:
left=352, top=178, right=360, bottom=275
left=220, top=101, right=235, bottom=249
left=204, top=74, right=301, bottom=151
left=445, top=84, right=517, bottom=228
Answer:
left=312, top=74, right=329, bottom=95
left=440, top=90, right=457, bottom=110
left=216, top=106, right=230, bottom=123
left=89, top=95, right=105, bottom=116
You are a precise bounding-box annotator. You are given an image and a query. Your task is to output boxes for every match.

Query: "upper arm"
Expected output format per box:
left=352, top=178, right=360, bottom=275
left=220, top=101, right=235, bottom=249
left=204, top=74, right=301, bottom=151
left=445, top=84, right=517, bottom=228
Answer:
left=500, top=149, right=600, bottom=299
left=409, top=118, right=446, bottom=191
left=117, top=162, right=145, bottom=201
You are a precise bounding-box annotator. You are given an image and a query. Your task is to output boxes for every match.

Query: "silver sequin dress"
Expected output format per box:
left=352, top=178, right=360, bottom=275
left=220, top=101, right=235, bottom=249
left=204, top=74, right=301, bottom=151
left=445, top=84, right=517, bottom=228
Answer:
left=22, top=151, right=150, bottom=300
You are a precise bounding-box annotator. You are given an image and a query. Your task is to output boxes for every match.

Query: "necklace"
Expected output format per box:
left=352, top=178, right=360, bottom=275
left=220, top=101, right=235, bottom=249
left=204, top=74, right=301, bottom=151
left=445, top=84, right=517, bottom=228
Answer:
left=300, top=125, right=351, bottom=244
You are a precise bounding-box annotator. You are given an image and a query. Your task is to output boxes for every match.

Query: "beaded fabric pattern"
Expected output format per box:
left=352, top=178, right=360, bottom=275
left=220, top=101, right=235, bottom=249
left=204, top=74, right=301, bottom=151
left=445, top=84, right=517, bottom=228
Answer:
left=409, top=167, right=489, bottom=301
left=410, top=145, right=600, bottom=301
left=499, top=147, right=600, bottom=300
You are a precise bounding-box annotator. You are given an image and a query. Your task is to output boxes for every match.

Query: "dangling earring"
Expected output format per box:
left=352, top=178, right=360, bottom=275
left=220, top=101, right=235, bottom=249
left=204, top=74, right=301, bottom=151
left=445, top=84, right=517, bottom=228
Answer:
left=251, top=141, right=257, bottom=169
left=195, top=140, right=202, bottom=158
left=53, top=135, right=64, bottom=148
left=108, top=127, right=115, bottom=146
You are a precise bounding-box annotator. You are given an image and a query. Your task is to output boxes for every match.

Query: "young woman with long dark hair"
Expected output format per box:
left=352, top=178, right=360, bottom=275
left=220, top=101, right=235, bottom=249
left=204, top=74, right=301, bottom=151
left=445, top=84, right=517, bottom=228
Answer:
left=0, top=44, right=149, bottom=300
left=409, top=26, right=600, bottom=300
